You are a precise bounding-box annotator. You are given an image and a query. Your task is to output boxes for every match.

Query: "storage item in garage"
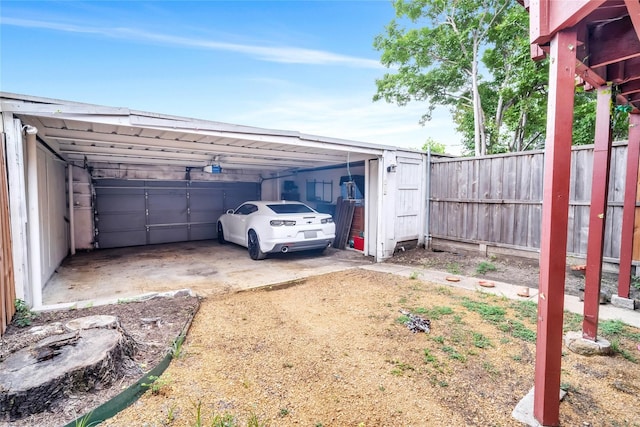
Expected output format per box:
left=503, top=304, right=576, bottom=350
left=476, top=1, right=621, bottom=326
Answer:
left=353, top=236, right=364, bottom=251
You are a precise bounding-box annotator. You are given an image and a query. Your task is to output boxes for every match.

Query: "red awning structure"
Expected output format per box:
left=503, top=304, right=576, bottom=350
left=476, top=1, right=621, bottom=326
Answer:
left=523, top=1, right=640, bottom=425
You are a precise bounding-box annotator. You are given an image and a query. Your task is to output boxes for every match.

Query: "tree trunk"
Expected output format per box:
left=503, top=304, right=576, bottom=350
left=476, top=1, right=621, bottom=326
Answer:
left=471, top=43, right=485, bottom=156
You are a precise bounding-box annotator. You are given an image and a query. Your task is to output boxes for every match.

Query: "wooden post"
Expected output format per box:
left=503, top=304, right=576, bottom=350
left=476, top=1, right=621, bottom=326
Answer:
left=583, top=85, right=612, bottom=340
left=534, top=29, right=577, bottom=427
left=618, top=114, right=640, bottom=297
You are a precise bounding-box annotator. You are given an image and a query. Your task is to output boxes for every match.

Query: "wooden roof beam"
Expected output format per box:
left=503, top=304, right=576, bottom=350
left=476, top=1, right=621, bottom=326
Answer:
left=530, top=0, right=605, bottom=45
left=624, top=0, right=640, bottom=40
left=588, top=15, right=640, bottom=67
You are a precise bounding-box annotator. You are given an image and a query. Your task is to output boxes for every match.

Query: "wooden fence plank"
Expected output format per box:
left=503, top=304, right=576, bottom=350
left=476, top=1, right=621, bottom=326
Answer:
left=429, top=143, right=629, bottom=261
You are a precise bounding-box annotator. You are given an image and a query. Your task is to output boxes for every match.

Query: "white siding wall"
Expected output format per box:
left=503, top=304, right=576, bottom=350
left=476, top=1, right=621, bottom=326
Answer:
left=37, top=145, right=68, bottom=284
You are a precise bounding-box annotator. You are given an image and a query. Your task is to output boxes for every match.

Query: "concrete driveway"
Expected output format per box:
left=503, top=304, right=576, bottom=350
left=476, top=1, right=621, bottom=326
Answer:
left=42, top=240, right=373, bottom=309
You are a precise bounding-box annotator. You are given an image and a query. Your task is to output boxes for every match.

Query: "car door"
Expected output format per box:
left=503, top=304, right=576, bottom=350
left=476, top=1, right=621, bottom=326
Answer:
left=227, top=203, right=256, bottom=245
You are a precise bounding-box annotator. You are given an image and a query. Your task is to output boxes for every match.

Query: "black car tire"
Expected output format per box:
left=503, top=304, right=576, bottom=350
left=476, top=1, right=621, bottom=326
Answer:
left=247, top=229, right=266, bottom=260
left=217, top=222, right=226, bottom=244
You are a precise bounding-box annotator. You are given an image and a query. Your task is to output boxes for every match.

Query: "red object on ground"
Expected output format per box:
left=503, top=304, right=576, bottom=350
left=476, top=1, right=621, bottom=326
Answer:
left=353, top=236, right=364, bottom=251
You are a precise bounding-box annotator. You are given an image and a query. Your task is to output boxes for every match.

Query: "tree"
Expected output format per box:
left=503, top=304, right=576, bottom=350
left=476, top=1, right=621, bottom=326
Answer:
left=422, top=137, right=446, bottom=154
left=374, top=0, right=512, bottom=156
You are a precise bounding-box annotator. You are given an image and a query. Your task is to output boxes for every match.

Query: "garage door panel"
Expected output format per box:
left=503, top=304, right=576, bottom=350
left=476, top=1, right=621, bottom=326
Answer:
left=96, top=193, right=145, bottom=213
left=99, top=230, right=147, bottom=248
left=95, top=180, right=259, bottom=248
left=190, top=223, right=217, bottom=240
left=149, top=225, right=188, bottom=245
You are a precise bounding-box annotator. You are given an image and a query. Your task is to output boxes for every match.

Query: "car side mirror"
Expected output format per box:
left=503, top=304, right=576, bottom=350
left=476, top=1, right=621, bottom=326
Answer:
left=226, top=209, right=235, bottom=214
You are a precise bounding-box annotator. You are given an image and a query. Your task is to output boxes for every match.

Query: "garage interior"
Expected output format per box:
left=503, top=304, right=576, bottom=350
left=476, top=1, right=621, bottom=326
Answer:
left=2, top=93, right=427, bottom=310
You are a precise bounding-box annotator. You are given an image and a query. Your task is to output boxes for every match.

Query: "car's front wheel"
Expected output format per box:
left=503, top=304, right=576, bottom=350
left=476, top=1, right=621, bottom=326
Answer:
left=217, top=222, right=226, bottom=244
left=247, top=229, right=266, bottom=260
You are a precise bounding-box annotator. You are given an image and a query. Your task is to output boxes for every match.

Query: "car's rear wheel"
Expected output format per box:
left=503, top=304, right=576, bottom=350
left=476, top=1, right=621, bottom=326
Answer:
left=217, top=222, right=226, bottom=244
left=247, top=229, right=266, bottom=260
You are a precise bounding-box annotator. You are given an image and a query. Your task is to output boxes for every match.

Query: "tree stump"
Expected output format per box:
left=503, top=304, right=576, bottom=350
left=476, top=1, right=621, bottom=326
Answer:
left=0, top=319, right=135, bottom=420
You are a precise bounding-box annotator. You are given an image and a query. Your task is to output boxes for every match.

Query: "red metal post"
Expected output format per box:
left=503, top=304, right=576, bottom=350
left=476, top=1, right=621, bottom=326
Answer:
left=618, top=113, right=640, bottom=297
left=582, top=86, right=613, bottom=340
left=534, top=29, right=577, bottom=427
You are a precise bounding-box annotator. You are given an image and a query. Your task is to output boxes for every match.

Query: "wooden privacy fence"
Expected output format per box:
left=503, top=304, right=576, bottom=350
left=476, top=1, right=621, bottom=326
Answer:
left=429, top=142, right=639, bottom=262
left=1, top=134, right=16, bottom=336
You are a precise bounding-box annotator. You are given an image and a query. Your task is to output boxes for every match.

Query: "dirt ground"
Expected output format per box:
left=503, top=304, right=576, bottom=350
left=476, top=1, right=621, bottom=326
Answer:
left=388, top=247, right=639, bottom=303
left=0, top=294, right=200, bottom=427
left=1, top=248, right=639, bottom=426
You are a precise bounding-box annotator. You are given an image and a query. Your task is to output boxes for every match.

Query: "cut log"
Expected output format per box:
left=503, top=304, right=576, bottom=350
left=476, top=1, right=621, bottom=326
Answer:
left=0, top=328, right=135, bottom=420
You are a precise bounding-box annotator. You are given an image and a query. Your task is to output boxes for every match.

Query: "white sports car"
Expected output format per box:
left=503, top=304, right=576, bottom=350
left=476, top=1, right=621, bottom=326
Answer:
left=217, top=200, right=336, bottom=260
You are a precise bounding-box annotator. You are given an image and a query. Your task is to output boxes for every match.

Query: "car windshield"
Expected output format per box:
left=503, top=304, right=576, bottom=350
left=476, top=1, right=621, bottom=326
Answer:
left=267, top=203, right=315, bottom=214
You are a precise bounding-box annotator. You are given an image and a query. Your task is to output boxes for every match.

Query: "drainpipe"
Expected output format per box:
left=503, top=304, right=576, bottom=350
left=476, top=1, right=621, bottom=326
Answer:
left=68, top=165, right=76, bottom=255
left=25, top=125, right=42, bottom=308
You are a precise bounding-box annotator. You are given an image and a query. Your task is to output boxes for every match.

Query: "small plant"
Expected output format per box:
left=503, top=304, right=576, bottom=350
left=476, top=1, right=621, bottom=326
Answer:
left=74, top=411, right=97, bottom=427
left=389, top=360, right=415, bottom=376
left=278, top=408, right=290, bottom=417
left=446, top=262, right=461, bottom=275
left=472, top=332, right=492, bottom=349
left=460, top=298, right=505, bottom=323
left=409, top=271, right=420, bottom=280
left=166, top=404, right=176, bottom=424
left=395, top=314, right=410, bottom=325
left=210, top=412, right=236, bottom=427
left=171, top=334, right=185, bottom=359
left=631, top=275, right=640, bottom=290
left=423, top=348, right=437, bottom=364
left=432, top=335, right=445, bottom=344
left=13, top=299, right=36, bottom=327
left=442, top=345, right=466, bottom=362
left=476, top=261, right=497, bottom=275
left=142, top=374, right=171, bottom=395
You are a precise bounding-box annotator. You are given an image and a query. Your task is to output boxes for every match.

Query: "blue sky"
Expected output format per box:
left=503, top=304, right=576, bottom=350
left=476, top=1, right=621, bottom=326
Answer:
left=1, top=1, right=462, bottom=154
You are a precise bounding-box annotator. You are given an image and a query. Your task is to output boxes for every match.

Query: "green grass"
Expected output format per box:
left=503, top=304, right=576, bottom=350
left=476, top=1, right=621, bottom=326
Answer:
left=472, top=332, right=493, bottom=348
left=511, top=300, right=538, bottom=322
left=475, top=261, right=497, bottom=275
left=414, top=305, right=454, bottom=320
left=442, top=345, right=466, bottom=362
left=446, top=262, right=462, bottom=275
left=460, top=298, right=506, bottom=323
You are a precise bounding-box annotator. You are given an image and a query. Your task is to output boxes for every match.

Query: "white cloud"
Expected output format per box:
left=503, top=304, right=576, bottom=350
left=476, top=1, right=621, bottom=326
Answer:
left=1, top=17, right=382, bottom=68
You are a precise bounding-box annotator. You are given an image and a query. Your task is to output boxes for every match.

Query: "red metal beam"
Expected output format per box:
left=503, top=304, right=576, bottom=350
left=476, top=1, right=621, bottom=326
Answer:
left=583, top=85, right=613, bottom=341
left=618, top=113, right=640, bottom=297
left=534, top=29, right=578, bottom=427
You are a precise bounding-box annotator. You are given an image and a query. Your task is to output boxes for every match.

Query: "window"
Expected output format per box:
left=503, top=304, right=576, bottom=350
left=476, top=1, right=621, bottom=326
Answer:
left=235, top=204, right=258, bottom=215
left=267, top=203, right=315, bottom=214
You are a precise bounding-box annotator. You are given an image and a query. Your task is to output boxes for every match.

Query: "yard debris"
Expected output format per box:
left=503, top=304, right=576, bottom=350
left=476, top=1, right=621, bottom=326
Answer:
left=445, top=276, right=461, bottom=282
left=399, top=310, right=431, bottom=334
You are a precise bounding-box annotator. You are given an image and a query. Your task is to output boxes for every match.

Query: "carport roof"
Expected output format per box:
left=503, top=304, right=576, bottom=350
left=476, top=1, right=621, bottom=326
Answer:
left=1, top=92, right=403, bottom=173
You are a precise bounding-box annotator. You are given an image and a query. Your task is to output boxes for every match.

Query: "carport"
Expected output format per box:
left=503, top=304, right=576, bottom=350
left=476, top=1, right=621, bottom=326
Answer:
left=1, top=92, right=428, bottom=312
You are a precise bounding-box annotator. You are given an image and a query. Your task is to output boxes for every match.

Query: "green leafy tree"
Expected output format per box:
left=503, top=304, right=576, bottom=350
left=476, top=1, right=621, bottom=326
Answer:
left=422, top=137, right=446, bottom=154
left=374, top=0, right=512, bottom=156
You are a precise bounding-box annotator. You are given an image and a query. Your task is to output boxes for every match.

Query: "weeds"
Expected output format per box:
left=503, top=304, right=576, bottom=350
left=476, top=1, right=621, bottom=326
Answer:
left=460, top=298, right=505, bottom=323
left=13, top=299, right=36, bottom=327
left=475, top=261, right=497, bottom=275
left=409, top=271, right=420, bottom=280
left=446, top=263, right=461, bottom=275
left=631, top=275, right=640, bottom=290
left=171, top=334, right=185, bottom=359
left=74, top=411, right=97, bottom=427
left=472, top=332, right=492, bottom=349
left=442, top=345, right=466, bottom=362
left=389, top=360, right=415, bottom=376
left=142, top=374, right=171, bottom=395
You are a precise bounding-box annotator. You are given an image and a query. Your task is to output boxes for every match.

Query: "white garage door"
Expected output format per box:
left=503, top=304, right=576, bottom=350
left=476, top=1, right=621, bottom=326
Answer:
left=94, top=180, right=260, bottom=248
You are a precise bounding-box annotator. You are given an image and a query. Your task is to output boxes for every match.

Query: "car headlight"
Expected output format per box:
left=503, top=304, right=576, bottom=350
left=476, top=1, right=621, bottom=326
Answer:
left=321, top=218, right=334, bottom=224
left=270, top=220, right=296, bottom=226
